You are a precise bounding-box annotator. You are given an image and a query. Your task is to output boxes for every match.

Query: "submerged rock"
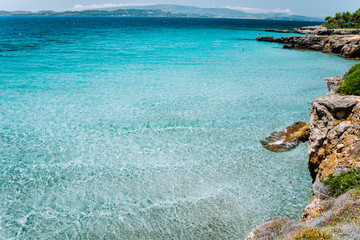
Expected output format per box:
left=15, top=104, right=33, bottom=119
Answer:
left=261, top=122, right=310, bottom=152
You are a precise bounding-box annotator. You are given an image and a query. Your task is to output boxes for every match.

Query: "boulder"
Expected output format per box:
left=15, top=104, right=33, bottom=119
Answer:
left=324, top=76, right=343, bottom=93
left=256, top=36, right=274, bottom=42
left=341, top=40, right=360, bottom=58
left=294, top=25, right=327, bottom=34
left=245, top=218, right=293, bottom=240
left=312, top=180, right=334, bottom=200
left=265, top=29, right=292, bottom=33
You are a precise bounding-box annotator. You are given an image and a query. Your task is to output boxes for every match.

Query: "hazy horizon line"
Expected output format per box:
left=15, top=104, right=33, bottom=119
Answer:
left=0, top=3, right=327, bottom=17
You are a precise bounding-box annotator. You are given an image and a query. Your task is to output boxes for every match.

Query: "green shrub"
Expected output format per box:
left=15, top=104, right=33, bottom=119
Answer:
left=322, top=9, right=360, bottom=29
left=322, top=168, right=360, bottom=196
left=346, top=64, right=360, bottom=76
left=338, top=64, right=360, bottom=96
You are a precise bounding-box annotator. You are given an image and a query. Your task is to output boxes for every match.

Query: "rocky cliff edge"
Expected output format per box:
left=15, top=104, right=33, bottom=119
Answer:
left=245, top=76, right=360, bottom=239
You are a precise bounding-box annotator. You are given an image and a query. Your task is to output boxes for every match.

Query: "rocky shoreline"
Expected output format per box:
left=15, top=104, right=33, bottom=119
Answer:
left=266, top=25, right=360, bottom=35
left=294, top=25, right=360, bottom=35
left=246, top=75, right=360, bottom=240
left=246, top=25, right=360, bottom=240
left=257, top=35, right=360, bottom=59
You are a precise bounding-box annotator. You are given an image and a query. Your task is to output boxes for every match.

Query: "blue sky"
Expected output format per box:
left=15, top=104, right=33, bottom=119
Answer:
left=0, top=0, right=358, bottom=17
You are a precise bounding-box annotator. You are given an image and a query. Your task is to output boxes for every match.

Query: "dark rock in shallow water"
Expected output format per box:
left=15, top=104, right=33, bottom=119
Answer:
left=261, top=122, right=310, bottom=152
left=256, top=36, right=274, bottom=42
left=265, top=28, right=292, bottom=33
left=283, top=44, right=294, bottom=49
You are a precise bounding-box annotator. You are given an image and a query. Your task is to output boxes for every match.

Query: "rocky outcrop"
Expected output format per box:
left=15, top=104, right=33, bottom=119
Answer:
left=319, top=29, right=360, bottom=35
left=246, top=75, right=360, bottom=239
left=260, top=122, right=310, bottom=152
left=294, top=25, right=360, bottom=35
left=308, top=93, right=360, bottom=182
left=325, top=76, right=344, bottom=93
left=246, top=189, right=360, bottom=239
left=265, top=29, right=292, bottom=33
left=257, top=35, right=360, bottom=59
left=293, top=25, right=327, bottom=34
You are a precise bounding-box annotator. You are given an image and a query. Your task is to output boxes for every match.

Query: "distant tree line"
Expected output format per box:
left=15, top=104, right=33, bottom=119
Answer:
left=323, top=8, right=360, bottom=29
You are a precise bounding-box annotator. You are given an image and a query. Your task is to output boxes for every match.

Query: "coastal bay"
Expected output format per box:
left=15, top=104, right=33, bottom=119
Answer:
left=0, top=17, right=357, bottom=239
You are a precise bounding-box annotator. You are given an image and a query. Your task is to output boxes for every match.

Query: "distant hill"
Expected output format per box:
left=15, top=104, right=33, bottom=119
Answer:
left=101, top=4, right=323, bottom=21
left=103, top=4, right=251, bottom=18
left=0, top=4, right=323, bottom=21
left=0, top=9, right=198, bottom=18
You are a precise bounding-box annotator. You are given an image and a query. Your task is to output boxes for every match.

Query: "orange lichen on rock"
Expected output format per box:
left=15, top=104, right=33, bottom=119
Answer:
left=301, top=196, right=333, bottom=222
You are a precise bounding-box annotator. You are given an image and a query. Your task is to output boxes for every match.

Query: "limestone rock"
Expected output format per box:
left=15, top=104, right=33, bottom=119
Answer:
left=350, top=142, right=360, bottom=158
left=340, top=40, right=360, bottom=58
left=324, top=76, right=343, bottom=93
left=312, top=180, right=334, bottom=200
left=294, top=25, right=327, bottom=34
left=293, top=25, right=360, bottom=35
left=245, top=217, right=293, bottom=240
left=308, top=92, right=360, bottom=182
left=260, top=122, right=310, bottom=152
left=301, top=196, right=334, bottom=222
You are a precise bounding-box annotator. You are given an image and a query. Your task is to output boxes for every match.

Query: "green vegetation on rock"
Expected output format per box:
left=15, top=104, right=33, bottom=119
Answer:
left=323, top=8, right=360, bottom=29
left=338, top=64, right=360, bottom=95
left=322, top=168, right=360, bottom=196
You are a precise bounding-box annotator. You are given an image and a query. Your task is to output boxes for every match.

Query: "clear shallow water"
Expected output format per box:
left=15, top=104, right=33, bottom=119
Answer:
left=0, top=17, right=357, bottom=239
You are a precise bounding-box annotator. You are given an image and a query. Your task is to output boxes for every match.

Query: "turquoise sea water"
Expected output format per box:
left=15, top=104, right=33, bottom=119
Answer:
left=0, top=17, right=357, bottom=239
